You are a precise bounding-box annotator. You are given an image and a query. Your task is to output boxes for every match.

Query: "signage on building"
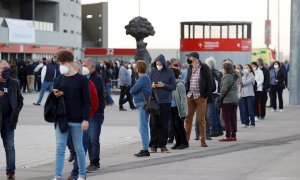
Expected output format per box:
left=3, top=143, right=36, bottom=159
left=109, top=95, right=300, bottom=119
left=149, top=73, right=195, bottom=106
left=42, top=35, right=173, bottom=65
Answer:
left=180, top=38, right=252, bottom=52
left=5, top=18, right=36, bottom=44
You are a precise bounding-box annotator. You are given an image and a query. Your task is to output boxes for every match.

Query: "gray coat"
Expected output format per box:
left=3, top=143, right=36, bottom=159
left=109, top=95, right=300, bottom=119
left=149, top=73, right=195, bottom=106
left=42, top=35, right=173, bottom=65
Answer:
left=220, top=73, right=239, bottom=104
left=240, top=73, right=255, bottom=97
left=173, top=79, right=188, bottom=118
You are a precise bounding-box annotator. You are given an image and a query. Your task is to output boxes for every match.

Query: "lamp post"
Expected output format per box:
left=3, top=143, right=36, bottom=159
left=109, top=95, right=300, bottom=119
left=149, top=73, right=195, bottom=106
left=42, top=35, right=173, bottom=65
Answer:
left=277, top=0, right=280, bottom=60
left=289, top=0, right=300, bottom=105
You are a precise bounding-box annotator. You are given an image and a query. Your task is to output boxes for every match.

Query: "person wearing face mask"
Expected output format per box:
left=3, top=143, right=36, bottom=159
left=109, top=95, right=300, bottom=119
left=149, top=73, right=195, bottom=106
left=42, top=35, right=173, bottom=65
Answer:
left=0, top=60, right=24, bottom=180
left=240, top=64, right=256, bottom=127
left=149, top=54, right=176, bottom=153
left=69, top=61, right=99, bottom=180
left=251, top=62, right=264, bottom=122
left=257, top=58, right=270, bottom=119
left=51, top=51, right=91, bottom=180
left=33, top=59, right=57, bottom=106
left=185, top=52, right=213, bottom=148
left=81, top=58, right=105, bottom=173
left=118, top=61, right=136, bottom=111
left=269, top=61, right=286, bottom=112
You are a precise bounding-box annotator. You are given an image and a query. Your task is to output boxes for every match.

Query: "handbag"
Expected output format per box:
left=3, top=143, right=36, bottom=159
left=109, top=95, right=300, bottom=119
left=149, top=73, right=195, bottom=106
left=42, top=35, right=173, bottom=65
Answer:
left=143, top=90, right=160, bottom=115
left=217, top=76, right=236, bottom=108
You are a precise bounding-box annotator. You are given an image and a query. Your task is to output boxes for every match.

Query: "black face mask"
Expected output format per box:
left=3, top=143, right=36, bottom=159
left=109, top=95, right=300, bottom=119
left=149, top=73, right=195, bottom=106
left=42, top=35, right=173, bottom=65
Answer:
left=1, top=68, right=11, bottom=80
left=187, top=58, right=192, bottom=65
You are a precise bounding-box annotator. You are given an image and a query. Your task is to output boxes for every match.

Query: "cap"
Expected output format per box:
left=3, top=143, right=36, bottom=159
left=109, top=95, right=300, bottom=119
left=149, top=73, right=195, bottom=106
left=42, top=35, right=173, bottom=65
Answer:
left=186, top=52, right=199, bottom=60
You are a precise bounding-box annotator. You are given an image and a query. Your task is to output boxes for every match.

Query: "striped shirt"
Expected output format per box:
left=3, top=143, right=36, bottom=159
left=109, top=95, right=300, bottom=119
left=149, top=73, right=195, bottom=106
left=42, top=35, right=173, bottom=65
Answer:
left=187, top=64, right=201, bottom=99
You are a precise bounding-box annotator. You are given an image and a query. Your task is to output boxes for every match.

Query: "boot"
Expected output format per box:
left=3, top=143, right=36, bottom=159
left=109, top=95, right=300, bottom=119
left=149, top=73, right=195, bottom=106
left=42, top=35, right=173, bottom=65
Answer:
left=201, top=138, right=208, bottom=147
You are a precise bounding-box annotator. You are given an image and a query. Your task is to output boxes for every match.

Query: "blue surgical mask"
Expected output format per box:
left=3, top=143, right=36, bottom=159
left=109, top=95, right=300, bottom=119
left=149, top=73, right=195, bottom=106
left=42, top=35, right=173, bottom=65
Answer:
left=0, top=68, right=11, bottom=80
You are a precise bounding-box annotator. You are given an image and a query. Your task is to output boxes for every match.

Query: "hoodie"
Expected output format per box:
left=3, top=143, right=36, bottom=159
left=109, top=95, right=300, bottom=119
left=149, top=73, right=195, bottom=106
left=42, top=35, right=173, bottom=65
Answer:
left=150, top=54, right=176, bottom=104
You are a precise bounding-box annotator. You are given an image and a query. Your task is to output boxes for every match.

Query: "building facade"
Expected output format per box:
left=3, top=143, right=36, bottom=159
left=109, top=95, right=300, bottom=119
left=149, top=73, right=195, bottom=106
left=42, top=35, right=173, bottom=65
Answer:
left=0, top=0, right=82, bottom=60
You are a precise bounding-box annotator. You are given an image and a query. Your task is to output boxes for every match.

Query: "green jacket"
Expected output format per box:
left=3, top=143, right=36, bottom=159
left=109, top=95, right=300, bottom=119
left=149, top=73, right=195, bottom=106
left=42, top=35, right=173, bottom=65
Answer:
left=173, top=79, right=188, bottom=118
left=220, top=73, right=239, bottom=104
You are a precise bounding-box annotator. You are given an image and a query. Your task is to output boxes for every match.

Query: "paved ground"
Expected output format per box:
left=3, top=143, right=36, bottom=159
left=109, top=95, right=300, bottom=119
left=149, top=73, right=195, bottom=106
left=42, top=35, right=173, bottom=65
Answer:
left=1, top=90, right=300, bottom=180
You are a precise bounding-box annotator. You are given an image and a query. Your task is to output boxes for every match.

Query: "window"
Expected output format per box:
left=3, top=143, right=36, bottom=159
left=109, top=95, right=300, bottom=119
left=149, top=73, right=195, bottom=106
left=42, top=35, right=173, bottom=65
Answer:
left=63, top=29, right=68, bottom=33
left=71, top=14, right=74, bottom=18
left=70, top=30, right=74, bottom=34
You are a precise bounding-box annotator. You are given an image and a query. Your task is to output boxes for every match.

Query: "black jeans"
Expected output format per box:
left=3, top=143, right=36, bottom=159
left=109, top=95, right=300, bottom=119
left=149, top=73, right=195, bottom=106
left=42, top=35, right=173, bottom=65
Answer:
left=119, top=85, right=134, bottom=108
left=260, top=91, right=268, bottom=118
left=171, top=107, right=188, bottom=146
left=254, top=91, right=262, bottom=117
left=270, top=85, right=284, bottom=110
left=149, top=103, right=171, bottom=148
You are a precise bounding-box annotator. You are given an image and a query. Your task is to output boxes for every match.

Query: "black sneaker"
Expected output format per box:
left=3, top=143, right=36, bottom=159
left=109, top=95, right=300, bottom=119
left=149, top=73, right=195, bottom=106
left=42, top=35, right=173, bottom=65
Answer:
left=206, top=136, right=212, bottom=140
left=33, top=103, right=41, bottom=106
left=68, top=153, right=75, bottom=162
left=177, top=144, right=189, bottom=149
left=86, top=164, right=98, bottom=173
left=194, top=137, right=199, bottom=140
left=130, top=106, right=137, bottom=110
left=134, top=150, right=150, bottom=157
left=171, top=145, right=179, bottom=150
left=119, top=107, right=127, bottom=111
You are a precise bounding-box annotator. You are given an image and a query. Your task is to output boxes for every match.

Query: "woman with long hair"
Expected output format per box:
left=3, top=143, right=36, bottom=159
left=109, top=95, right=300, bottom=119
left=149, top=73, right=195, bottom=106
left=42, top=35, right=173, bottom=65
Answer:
left=240, top=64, right=256, bottom=127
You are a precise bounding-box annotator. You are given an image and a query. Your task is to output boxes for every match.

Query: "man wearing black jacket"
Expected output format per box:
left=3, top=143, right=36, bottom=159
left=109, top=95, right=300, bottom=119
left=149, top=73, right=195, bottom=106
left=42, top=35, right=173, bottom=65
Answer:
left=185, top=52, right=213, bottom=147
left=81, top=58, right=105, bottom=172
left=257, top=58, right=270, bottom=119
left=0, top=60, right=24, bottom=180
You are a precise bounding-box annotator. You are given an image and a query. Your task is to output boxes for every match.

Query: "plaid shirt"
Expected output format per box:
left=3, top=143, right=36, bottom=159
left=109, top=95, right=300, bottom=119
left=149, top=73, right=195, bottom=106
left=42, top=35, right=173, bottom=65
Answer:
left=187, top=64, right=201, bottom=99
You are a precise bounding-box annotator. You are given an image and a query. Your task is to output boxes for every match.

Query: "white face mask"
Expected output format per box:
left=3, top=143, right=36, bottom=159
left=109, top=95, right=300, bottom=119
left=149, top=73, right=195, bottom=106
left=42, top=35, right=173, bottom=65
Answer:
left=243, top=69, right=249, bottom=74
left=274, top=65, right=279, bottom=69
left=128, top=64, right=132, bottom=69
left=133, top=64, right=136, bottom=68
left=60, top=65, right=69, bottom=75
left=156, top=65, right=163, bottom=71
left=82, top=67, right=90, bottom=76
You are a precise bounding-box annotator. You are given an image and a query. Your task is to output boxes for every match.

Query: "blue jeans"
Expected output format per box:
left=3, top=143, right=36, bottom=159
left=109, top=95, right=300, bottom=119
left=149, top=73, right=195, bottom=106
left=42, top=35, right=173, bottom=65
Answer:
left=1, top=116, right=15, bottom=174
left=55, top=122, right=86, bottom=179
left=37, top=81, right=53, bottom=104
left=88, top=113, right=104, bottom=166
left=209, top=96, right=223, bottom=135
left=239, top=98, right=247, bottom=124
left=136, top=102, right=150, bottom=150
left=71, top=123, right=90, bottom=179
left=240, top=96, right=255, bottom=126
left=105, top=83, right=114, bottom=104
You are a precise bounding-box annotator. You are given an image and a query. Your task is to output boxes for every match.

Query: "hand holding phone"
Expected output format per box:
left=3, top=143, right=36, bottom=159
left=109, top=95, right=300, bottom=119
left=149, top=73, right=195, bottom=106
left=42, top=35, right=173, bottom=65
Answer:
left=53, top=89, right=64, bottom=97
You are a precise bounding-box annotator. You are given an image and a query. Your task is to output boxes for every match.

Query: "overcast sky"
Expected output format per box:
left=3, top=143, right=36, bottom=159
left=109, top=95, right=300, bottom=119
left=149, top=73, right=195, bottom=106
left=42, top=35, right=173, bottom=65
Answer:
left=82, top=0, right=291, bottom=57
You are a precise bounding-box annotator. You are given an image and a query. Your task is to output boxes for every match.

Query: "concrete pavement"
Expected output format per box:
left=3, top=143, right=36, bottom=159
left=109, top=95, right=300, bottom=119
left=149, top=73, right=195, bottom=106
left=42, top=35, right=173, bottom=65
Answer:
left=1, top=90, right=300, bottom=180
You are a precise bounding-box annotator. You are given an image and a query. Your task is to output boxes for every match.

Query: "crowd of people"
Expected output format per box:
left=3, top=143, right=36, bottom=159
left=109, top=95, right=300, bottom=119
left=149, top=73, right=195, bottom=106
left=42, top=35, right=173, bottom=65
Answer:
left=0, top=50, right=290, bottom=180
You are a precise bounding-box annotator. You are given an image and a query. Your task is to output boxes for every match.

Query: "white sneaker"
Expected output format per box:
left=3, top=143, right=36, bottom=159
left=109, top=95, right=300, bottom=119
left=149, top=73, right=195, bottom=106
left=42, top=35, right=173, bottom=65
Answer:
left=255, top=116, right=259, bottom=122
left=77, top=177, right=86, bottom=180
left=279, top=109, right=284, bottom=112
left=52, top=178, right=62, bottom=180
left=271, top=109, right=276, bottom=112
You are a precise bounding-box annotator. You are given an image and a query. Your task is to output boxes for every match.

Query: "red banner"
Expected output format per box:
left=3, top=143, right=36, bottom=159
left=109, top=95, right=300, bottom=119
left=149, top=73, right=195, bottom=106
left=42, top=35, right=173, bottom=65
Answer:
left=265, top=20, right=271, bottom=46
left=180, top=38, right=252, bottom=52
